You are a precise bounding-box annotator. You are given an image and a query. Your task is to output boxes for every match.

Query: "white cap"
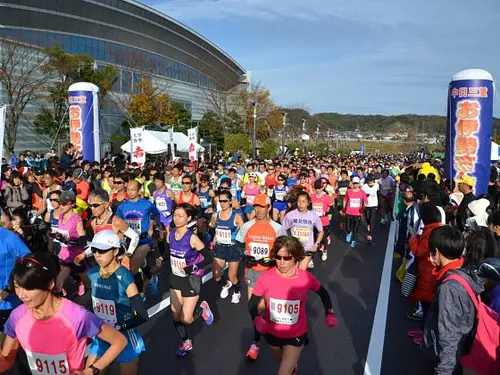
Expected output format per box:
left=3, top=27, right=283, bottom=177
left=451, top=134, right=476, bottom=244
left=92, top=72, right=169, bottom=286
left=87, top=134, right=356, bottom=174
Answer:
left=87, top=230, right=121, bottom=250
left=352, top=176, right=361, bottom=184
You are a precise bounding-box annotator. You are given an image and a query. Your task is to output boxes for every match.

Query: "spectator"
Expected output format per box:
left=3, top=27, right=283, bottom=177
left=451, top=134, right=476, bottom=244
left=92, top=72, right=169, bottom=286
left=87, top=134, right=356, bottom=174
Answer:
left=456, top=174, right=476, bottom=232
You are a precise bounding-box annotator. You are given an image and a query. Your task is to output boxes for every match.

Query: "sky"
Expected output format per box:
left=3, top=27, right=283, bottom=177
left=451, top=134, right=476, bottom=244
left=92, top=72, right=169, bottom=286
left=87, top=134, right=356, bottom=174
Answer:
left=144, top=0, right=500, bottom=117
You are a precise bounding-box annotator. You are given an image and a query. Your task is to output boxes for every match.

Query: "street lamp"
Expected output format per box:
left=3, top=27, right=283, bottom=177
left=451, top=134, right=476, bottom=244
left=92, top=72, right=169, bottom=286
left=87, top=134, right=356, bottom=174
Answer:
left=252, top=102, right=257, bottom=160
left=315, top=124, right=321, bottom=150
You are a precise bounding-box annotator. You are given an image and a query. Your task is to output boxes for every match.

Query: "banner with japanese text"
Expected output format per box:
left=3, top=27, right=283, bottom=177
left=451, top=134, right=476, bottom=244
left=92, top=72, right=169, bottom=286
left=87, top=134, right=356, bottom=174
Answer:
left=187, top=127, right=198, bottom=161
left=68, top=83, right=100, bottom=162
left=168, top=127, right=176, bottom=160
left=130, top=127, right=146, bottom=167
left=0, top=105, right=6, bottom=175
left=445, top=70, right=494, bottom=195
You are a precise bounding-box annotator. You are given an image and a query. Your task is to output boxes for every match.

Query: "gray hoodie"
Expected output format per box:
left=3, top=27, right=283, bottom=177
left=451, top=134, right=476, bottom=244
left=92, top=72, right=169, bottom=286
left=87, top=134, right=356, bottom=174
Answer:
left=422, top=267, right=485, bottom=375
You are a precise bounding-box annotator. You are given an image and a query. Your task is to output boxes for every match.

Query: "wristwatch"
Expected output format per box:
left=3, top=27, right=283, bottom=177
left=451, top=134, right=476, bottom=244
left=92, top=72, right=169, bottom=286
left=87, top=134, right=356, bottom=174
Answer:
left=89, top=364, right=101, bottom=375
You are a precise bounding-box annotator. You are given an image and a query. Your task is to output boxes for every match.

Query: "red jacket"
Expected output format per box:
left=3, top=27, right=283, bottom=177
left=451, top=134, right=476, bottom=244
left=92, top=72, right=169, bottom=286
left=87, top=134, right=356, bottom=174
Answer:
left=408, top=222, right=442, bottom=303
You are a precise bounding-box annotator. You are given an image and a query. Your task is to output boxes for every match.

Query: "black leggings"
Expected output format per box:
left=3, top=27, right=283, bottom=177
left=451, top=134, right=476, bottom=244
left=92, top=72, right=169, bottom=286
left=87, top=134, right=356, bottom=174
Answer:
left=364, top=207, right=377, bottom=234
left=346, top=215, right=361, bottom=241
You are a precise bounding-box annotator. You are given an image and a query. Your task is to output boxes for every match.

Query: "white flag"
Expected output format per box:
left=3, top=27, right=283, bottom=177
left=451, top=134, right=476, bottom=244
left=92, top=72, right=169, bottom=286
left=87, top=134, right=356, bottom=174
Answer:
left=168, top=127, right=176, bottom=160
left=130, top=127, right=146, bottom=167
left=0, top=105, right=6, bottom=174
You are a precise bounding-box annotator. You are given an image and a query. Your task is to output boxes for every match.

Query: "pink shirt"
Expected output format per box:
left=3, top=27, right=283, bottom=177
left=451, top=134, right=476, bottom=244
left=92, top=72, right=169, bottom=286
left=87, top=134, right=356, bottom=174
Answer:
left=253, top=267, right=321, bottom=338
left=344, top=189, right=367, bottom=216
left=4, top=298, right=103, bottom=374
left=310, top=193, right=333, bottom=226
left=57, top=213, right=83, bottom=263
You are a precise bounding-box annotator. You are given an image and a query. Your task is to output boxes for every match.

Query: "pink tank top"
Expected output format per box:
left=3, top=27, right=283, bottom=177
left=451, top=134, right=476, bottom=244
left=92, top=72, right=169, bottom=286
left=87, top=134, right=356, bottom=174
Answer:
left=244, top=184, right=260, bottom=206
left=57, top=213, right=83, bottom=263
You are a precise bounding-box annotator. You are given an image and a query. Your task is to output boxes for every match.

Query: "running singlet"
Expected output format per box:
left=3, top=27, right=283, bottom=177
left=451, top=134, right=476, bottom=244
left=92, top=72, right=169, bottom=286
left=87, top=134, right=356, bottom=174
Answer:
left=57, top=214, right=83, bottom=264
left=344, top=189, right=368, bottom=216
left=110, top=192, right=128, bottom=213
left=116, top=198, right=159, bottom=245
left=169, top=177, right=182, bottom=196
left=244, top=184, right=260, bottom=206
left=198, top=187, right=212, bottom=209
left=169, top=229, right=204, bottom=278
left=177, top=193, right=196, bottom=205
left=310, top=193, right=333, bottom=227
left=252, top=267, right=320, bottom=338
left=274, top=186, right=287, bottom=202
left=4, top=298, right=103, bottom=374
left=215, top=210, right=237, bottom=246
left=153, top=188, right=173, bottom=227
left=282, top=209, right=323, bottom=251
left=337, top=180, right=350, bottom=197
left=236, top=219, right=286, bottom=271
left=94, top=214, right=114, bottom=234
left=362, top=183, right=380, bottom=208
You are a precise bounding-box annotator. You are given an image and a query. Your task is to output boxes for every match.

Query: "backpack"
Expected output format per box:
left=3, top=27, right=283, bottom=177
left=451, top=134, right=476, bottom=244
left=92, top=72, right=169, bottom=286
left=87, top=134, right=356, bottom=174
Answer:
left=444, top=274, right=500, bottom=375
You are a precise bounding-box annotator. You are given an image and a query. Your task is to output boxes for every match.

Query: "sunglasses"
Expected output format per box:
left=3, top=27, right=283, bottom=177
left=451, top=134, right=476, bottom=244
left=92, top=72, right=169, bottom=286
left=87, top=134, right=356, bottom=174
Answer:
left=18, top=257, right=48, bottom=271
left=219, top=199, right=230, bottom=203
left=201, top=180, right=209, bottom=183
left=60, top=201, right=74, bottom=206
left=89, top=202, right=105, bottom=208
left=278, top=179, right=284, bottom=182
left=182, top=182, right=191, bottom=185
left=274, top=255, right=294, bottom=261
left=114, top=181, right=124, bottom=184
left=90, top=247, right=113, bottom=255
left=49, top=198, right=59, bottom=202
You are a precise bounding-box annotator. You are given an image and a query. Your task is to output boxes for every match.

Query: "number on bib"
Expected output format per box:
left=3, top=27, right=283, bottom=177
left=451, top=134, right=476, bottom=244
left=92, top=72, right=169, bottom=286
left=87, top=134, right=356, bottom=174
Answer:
left=248, top=242, right=270, bottom=260
left=216, top=228, right=232, bottom=245
left=275, top=191, right=285, bottom=201
left=92, top=297, right=117, bottom=324
left=156, top=198, right=167, bottom=211
left=350, top=198, right=361, bottom=208
left=270, top=298, right=300, bottom=325
left=292, top=227, right=311, bottom=243
left=126, top=219, right=141, bottom=235
left=170, top=256, right=188, bottom=277
left=26, top=351, right=69, bottom=375
left=246, top=195, right=255, bottom=205
left=312, top=204, right=324, bottom=216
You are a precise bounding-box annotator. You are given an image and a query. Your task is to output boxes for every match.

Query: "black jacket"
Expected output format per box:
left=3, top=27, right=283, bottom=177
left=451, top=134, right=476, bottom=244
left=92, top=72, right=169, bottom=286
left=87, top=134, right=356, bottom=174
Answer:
left=422, top=268, right=485, bottom=375
left=456, top=193, right=475, bottom=232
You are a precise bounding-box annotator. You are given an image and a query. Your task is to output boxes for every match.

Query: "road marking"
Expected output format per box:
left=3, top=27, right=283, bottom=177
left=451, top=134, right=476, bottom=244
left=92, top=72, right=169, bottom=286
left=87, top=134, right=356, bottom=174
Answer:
left=363, top=220, right=396, bottom=375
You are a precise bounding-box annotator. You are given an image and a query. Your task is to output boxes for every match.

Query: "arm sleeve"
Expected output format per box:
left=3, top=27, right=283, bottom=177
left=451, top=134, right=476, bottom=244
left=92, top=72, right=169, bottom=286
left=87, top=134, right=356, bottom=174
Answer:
left=435, top=282, right=475, bottom=374
left=124, top=227, right=140, bottom=256
left=314, top=285, right=334, bottom=314
left=118, top=294, right=149, bottom=331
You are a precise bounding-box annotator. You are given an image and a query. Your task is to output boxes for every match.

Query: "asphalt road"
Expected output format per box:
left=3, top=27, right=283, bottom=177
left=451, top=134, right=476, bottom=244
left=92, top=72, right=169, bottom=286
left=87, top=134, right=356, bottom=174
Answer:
left=6, top=217, right=437, bottom=375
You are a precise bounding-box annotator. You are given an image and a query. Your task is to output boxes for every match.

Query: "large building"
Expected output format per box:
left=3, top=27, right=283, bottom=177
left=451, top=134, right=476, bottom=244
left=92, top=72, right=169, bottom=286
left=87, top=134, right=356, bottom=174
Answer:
left=0, top=0, right=248, bottom=154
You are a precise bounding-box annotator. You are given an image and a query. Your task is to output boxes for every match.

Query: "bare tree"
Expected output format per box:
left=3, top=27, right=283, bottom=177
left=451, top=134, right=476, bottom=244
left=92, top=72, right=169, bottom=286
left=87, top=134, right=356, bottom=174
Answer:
left=0, top=38, right=50, bottom=151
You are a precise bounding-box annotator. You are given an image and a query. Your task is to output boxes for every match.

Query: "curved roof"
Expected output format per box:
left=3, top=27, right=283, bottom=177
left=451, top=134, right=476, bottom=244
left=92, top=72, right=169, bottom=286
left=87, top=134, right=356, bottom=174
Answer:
left=0, top=0, right=247, bottom=88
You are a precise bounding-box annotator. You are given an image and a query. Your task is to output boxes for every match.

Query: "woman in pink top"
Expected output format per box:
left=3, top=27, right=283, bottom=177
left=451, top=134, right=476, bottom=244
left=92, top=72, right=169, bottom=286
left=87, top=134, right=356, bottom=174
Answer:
left=249, top=236, right=337, bottom=375
left=342, top=176, right=368, bottom=248
left=242, top=172, right=261, bottom=221
left=0, top=252, right=126, bottom=374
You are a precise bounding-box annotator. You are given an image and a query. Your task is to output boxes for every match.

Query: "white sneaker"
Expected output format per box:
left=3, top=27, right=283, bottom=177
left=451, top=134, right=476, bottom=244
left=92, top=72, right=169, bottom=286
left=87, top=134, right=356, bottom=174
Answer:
left=321, top=251, right=328, bottom=262
left=231, top=292, right=241, bottom=304
left=220, top=281, right=232, bottom=299
left=308, top=259, right=315, bottom=269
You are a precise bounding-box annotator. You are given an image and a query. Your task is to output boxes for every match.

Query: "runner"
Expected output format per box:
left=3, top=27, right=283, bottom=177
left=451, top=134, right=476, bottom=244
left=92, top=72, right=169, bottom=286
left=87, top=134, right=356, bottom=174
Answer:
left=0, top=252, right=127, bottom=374
left=379, top=169, right=395, bottom=225
left=282, top=191, right=323, bottom=270
left=249, top=235, right=337, bottom=375
left=343, top=177, right=368, bottom=248
left=110, top=174, right=129, bottom=213
left=209, top=190, right=244, bottom=304
left=362, top=174, right=379, bottom=242
left=152, top=173, right=175, bottom=228
left=168, top=164, right=183, bottom=196
left=44, top=189, right=62, bottom=254
left=272, top=175, right=289, bottom=223
left=236, top=193, right=286, bottom=360
left=310, top=179, right=333, bottom=261
left=176, top=175, right=201, bottom=208
left=116, top=180, right=160, bottom=295
left=87, top=230, right=149, bottom=375
left=197, top=174, right=215, bottom=219
left=156, top=203, right=214, bottom=357
left=242, top=172, right=261, bottom=221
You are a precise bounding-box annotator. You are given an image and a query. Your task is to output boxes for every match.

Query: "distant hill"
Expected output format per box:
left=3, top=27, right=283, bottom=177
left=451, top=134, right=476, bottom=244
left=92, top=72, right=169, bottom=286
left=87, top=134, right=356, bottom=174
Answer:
left=309, top=112, right=500, bottom=136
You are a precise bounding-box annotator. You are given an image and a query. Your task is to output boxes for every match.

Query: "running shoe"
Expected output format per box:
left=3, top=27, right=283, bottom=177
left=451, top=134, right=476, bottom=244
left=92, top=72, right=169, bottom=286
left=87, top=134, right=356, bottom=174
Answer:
left=220, top=281, right=233, bottom=299
left=77, top=282, right=85, bottom=297
left=200, top=301, right=214, bottom=325
left=308, top=259, right=315, bottom=269
left=149, top=275, right=159, bottom=296
left=407, top=329, right=423, bottom=338
left=176, top=339, right=193, bottom=357
left=231, top=291, right=241, bottom=304
left=246, top=344, right=260, bottom=360
left=350, top=241, right=357, bottom=248
left=321, top=250, right=328, bottom=262
left=407, top=310, right=423, bottom=321
left=412, top=336, right=423, bottom=345
left=346, top=233, right=352, bottom=243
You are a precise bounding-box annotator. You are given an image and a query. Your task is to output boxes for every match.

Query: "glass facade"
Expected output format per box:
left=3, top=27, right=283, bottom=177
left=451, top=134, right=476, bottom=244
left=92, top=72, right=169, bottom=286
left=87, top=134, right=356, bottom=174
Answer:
left=0, top=28, right=216, bottom=91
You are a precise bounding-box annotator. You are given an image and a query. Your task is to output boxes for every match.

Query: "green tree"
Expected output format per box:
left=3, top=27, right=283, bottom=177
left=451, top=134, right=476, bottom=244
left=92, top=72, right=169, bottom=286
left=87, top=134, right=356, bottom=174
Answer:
left=259, top=138, right=279, bottom=160
left=170, top=103, right=191, bottom=133
left=224, top=132, right=250, bottom=155
left=34, top=46, right=117, bottom=141
left=199, top=111, right=224, bottom=150
left=315, top=142, right=329, bottom=157
left=286, top=140, right=304, bottom=157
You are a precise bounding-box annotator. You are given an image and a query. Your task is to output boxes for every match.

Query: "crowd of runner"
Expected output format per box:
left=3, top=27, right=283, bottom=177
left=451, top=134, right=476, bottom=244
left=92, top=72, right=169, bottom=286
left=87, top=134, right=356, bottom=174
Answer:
left=0, top=143, right=499, bottom=374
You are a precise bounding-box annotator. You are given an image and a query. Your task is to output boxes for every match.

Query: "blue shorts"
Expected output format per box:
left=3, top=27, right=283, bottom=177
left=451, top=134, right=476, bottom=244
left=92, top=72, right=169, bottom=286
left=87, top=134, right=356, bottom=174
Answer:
left=214, top=244, right=241, bottom=262
left=273, top=201, right=287, bottom=212
left=89, top=329, right=145, bottom=363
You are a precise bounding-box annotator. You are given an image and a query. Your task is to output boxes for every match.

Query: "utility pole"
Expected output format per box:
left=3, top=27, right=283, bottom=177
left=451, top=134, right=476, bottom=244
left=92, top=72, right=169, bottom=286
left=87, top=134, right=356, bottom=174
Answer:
left=302, top=119, right=307, bottom=156
left=252, top=102, right=257, bottom=160
left=315, top=124, right=320, bottom=150
left=281, top=112, right=287, bottom=159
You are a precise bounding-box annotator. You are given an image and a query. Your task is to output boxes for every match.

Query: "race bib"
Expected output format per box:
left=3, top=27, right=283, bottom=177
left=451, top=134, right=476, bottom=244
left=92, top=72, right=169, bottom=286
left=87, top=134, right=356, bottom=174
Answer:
left=292, top=227, right=311, bottom=243
left=170, top=256, right=187, bottom=277
left=92, top=297, right=117, bottom=324
left=200, top=196, right=209, bottom=208
left=155, top=197, right=167, bottom=211
left=249, top=242, right=270, bottom=260
left=350, top=198, right=361, bottom=208
left=275, top=191, right=286, bottom=201
left=216, top=228, right=232, bottom=245
left=312, top=203, right=324, bottom=216
left=246, top=195, right=255, bottom=205
left=338, top=187, right=347, bottom=196
left=26, top=351, right=69, bottom=375
left=270, top=298, right=300, bottom=325
left=126, top=219, right=141, bottom=234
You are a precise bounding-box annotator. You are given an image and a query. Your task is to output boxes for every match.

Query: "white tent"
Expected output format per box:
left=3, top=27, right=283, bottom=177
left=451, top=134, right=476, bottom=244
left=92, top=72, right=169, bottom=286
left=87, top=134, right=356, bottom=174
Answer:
left=492, top=141, right=499, bottom=161
left=121, top=130, right=205, bottom=154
